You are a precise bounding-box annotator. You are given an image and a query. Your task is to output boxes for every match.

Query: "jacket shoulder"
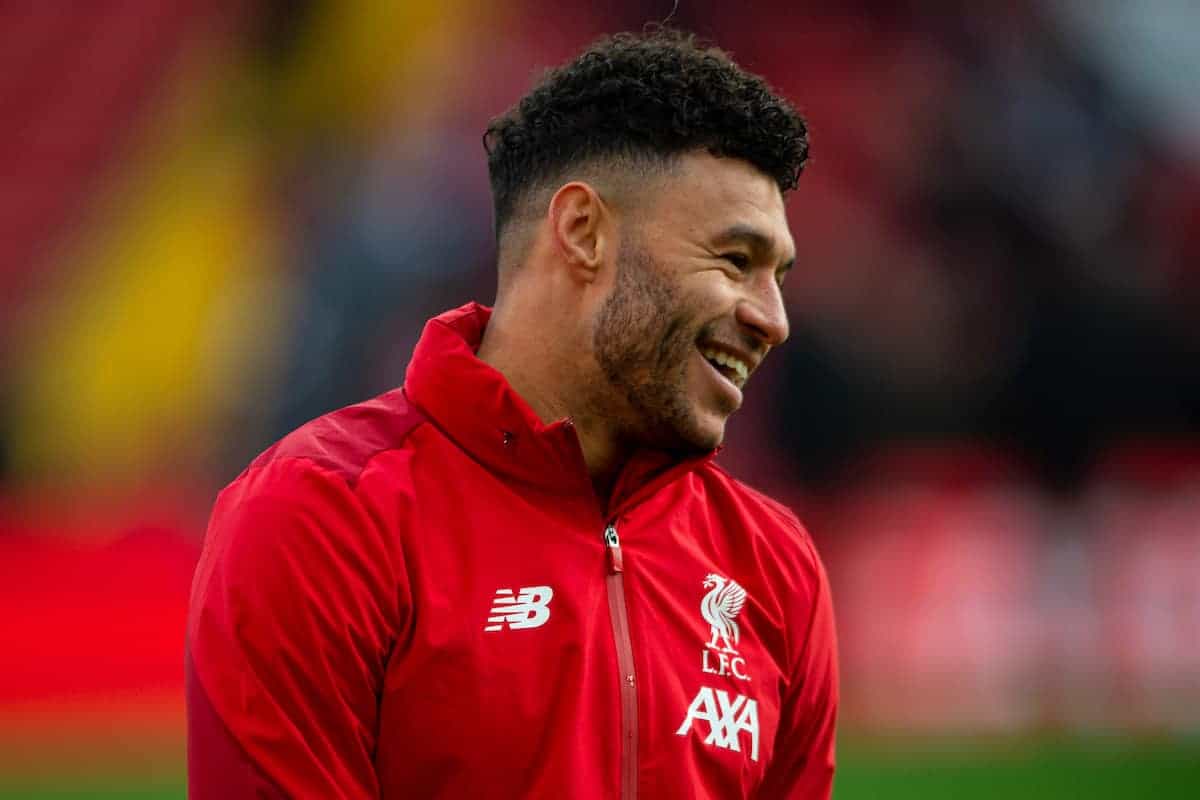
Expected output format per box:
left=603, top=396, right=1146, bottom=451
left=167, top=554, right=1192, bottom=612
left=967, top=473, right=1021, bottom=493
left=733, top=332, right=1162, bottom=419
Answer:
left=243, top=387, right=427, bottom=487
left=698, top=463, right=821, bottom=565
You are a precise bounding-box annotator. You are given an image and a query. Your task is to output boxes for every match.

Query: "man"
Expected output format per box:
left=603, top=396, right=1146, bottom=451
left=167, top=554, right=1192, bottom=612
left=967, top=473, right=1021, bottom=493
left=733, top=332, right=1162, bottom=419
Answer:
left=187, top=29, right=837, bottom=799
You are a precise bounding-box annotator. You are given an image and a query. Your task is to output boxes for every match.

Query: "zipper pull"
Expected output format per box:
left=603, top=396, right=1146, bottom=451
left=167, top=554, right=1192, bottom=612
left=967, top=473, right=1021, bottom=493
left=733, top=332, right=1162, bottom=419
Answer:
left=603, top=524, right=623, bottom=574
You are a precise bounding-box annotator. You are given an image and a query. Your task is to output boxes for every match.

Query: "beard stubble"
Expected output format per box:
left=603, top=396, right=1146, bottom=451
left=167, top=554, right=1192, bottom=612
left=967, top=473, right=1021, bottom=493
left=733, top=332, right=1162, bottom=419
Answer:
left=592, top=239, right=726, bottom=455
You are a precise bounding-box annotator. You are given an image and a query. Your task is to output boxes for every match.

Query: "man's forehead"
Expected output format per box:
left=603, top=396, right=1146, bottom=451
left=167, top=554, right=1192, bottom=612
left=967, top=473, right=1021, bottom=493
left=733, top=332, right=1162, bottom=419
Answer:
left=671, top=150, right=780, bottom=194
left=655, top=153, right=793, bottom=249
left=657, top=153, right=785, bottom=216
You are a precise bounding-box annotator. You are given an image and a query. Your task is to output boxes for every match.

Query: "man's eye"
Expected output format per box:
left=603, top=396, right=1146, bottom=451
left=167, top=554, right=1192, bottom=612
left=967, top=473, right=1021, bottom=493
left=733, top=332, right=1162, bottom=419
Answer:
left=723, top=253, right=750, bottom=270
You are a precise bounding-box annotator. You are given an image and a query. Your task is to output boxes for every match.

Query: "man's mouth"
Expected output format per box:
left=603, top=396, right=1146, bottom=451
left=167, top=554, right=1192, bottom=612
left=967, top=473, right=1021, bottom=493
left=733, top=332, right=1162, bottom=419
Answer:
left=698, top=345, right=749, bottom=388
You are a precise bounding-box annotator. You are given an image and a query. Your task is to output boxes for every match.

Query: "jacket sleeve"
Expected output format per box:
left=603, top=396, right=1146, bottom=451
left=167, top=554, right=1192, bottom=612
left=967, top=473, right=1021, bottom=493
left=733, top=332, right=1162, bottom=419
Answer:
left=755, top=541, right=839, bottom=800
left=186, top=459, right=406, bottom=799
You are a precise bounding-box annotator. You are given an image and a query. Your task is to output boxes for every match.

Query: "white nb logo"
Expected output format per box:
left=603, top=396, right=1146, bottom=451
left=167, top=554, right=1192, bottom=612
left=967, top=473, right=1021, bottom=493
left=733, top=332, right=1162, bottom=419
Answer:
left=483, top=585, right=554, bottom=632
left=676, top=686, right=760, bottom=762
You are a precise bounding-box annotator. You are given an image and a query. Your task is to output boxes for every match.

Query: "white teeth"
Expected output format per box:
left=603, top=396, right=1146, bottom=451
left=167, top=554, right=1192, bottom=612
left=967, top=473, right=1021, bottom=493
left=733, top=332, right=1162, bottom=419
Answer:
left=700, top=347, right=749, bottom=384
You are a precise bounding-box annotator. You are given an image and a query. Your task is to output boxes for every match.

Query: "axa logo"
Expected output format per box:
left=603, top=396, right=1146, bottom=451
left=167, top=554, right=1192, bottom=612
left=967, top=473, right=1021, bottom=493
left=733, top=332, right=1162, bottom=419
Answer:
left=699, top=573, right=750, bottom=681
left=483, top=585, right=553, bottom=632
left=676, top=686, right=760, bottom=762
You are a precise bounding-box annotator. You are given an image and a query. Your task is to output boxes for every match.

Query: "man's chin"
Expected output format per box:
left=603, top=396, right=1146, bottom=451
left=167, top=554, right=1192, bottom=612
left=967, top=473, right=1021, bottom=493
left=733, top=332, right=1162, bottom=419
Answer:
left=629, top=414, right=723, bottom=457
left=667, top=414, right=727, bottom=456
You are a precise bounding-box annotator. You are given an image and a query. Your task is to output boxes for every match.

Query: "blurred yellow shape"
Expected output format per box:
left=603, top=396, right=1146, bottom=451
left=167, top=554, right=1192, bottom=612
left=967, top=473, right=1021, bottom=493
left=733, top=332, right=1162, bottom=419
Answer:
left=9, top=0, right=479, bottom=490
left=11, top=119, right=275, bottom=486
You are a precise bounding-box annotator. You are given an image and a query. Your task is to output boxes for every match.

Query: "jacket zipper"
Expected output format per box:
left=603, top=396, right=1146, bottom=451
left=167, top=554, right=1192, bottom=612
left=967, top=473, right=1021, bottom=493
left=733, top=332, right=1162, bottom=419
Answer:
left=604, top=523, right=637, bottom=800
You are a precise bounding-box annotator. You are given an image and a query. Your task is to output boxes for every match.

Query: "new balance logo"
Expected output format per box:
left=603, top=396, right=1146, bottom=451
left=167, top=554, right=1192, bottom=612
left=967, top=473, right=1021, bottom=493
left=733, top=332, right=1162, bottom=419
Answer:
left=676, top=686, right=760, bottom=761
left=483, top=586, right=554, bottom=632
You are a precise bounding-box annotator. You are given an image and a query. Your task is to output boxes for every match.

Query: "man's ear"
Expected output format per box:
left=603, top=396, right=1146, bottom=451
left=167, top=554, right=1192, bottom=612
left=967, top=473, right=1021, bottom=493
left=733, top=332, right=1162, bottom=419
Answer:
left=547, top=181, right=611, bottom=283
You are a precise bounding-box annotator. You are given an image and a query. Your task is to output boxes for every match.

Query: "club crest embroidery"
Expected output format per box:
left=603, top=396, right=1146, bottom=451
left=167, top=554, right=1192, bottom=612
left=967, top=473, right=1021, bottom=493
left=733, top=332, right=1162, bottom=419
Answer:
left=701, top=573, right=747, bottom=653
left=699, top=573, right=751, bottom=681
left=678, top=572, right=759, bottom=760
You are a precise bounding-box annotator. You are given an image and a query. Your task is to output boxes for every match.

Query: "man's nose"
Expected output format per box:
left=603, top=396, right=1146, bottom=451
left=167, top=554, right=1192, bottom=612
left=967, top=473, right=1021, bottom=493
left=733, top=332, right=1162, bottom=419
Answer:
left=736, top=277, right=789, bottom=349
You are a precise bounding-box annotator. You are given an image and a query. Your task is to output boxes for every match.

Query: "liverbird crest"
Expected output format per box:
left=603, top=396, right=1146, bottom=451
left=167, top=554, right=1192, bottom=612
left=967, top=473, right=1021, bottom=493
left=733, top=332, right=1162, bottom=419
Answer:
left=700, top=573, right=747, bottom=654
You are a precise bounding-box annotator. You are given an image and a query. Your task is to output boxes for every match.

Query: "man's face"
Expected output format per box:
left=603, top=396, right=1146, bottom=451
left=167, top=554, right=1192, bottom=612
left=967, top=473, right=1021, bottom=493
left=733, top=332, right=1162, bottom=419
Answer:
left=591, top=152, right=794, bottom=454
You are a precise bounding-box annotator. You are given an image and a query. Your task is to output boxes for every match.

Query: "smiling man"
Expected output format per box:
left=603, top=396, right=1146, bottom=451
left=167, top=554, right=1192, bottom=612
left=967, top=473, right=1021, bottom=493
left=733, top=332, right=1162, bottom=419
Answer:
left=187, top=29, right=837, bottom=799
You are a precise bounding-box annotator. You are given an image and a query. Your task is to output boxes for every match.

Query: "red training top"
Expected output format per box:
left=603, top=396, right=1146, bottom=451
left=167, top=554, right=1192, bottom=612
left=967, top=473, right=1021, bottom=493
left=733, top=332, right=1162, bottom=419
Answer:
left=187, top=303, right=838, bottom=799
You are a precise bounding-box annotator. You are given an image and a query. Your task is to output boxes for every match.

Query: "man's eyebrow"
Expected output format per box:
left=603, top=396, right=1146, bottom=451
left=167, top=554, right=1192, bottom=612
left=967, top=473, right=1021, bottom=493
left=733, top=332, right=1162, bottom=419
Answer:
left=711, top=224, right=795, bottom=271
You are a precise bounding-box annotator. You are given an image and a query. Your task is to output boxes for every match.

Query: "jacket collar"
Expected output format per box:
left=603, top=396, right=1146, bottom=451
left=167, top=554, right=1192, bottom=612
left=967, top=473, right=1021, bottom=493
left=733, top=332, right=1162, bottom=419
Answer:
left=404, top=303, right=715, bottom=514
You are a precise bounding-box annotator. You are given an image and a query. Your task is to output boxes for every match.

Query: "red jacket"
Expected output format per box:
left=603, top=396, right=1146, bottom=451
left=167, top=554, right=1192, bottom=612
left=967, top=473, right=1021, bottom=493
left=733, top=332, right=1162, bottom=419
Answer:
left=187, top=303, right=837, bottom=799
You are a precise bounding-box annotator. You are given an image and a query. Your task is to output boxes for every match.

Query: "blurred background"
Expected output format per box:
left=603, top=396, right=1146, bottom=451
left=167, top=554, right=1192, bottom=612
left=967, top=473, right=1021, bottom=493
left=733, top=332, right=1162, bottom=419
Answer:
left=1, top=1, right=1198, bottom=797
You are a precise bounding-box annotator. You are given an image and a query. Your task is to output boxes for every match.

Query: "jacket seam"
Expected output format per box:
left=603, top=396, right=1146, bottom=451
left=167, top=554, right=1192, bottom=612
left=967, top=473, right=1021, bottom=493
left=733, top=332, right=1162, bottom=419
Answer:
left=219, top=415, right=429, bottom=500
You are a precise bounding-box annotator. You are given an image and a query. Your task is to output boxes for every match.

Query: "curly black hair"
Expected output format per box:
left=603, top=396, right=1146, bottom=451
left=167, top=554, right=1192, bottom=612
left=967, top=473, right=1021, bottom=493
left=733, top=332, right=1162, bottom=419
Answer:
left=484, top=28, right=808, bottom=237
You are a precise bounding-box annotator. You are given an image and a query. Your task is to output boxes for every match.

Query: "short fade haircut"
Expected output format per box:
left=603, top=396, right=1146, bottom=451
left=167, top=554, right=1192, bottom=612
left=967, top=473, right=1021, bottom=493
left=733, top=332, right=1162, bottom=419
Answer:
left=483, top=28, right=809, bottom=238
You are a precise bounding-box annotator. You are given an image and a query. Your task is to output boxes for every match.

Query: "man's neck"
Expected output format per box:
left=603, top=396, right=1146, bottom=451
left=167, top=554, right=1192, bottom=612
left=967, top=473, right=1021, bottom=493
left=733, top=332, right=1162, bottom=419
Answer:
left=476, top=305, right=629, bottom=500
left=571, top=415, right=629, bottom=503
